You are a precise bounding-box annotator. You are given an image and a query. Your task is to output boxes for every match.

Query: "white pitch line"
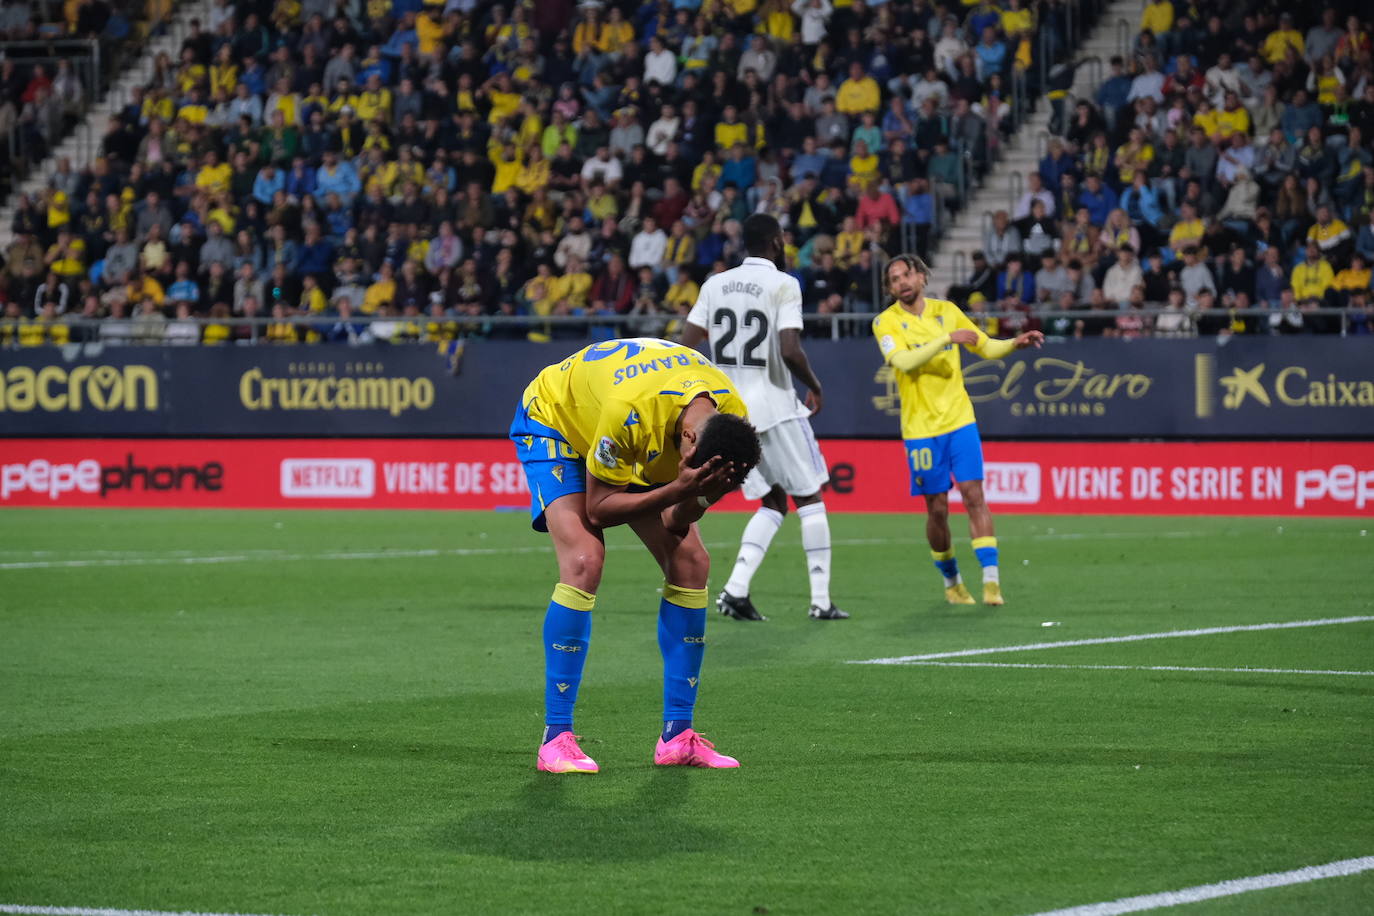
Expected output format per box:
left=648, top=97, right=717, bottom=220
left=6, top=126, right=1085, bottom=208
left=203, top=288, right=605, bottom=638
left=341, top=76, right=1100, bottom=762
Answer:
left=0, top=530, right=1207, bottom=571
left=850, top=616, right=1374, bottom=665
left=906, top=661, right=1374, bottom=677
left=1023, top=854, right=1374, bottom=916
left=0, top=906, right=307, bottom=916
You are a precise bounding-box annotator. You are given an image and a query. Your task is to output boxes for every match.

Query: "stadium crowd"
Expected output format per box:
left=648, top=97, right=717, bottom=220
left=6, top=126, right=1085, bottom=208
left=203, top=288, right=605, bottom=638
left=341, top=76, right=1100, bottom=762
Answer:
left=1, top=0, right=172, bottom=196
left=967, top=2, right=1374, bottom=337
left=0, top=0, right=1088, bottom=346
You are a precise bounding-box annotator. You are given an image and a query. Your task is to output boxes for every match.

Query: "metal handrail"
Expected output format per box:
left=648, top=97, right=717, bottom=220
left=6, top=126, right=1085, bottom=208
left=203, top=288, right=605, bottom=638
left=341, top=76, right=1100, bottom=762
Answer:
left=5, top=307, right=1356, bottom=334
left=1007, top=170, right=1024, bottom=217
left=946, top=249, right=969, bottom=287
left=1116, top=18, right=1131, bottom=61
left=1081, top=57, right=1104, bottom=96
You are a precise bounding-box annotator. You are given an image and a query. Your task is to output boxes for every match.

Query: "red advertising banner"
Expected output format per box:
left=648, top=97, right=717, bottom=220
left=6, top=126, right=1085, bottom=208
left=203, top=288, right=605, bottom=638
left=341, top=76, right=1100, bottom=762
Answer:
left=1, top=439, right=1371, bottom=516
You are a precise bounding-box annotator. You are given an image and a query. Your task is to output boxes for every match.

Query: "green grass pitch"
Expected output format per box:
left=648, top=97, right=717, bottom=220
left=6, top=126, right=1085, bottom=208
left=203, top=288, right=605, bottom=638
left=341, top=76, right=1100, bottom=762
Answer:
left=2, top=509, right=1372, bottom=915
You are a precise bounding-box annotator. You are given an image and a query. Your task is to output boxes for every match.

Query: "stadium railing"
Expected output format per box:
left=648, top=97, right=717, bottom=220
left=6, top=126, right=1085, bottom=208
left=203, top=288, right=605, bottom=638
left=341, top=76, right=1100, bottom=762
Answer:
left=5, top=308, right=1364, bottom=347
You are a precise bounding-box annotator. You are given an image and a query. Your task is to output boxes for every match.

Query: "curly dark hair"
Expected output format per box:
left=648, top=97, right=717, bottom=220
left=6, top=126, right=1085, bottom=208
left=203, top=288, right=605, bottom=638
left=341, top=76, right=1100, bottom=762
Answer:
left=688, top=412, right=761, bottom=487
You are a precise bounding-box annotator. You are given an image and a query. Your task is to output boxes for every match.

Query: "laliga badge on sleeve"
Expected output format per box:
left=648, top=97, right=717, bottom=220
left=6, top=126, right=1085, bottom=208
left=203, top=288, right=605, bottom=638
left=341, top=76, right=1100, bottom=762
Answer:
left=595, top=436, right=619, bottom=468
left=879, top=334, right=896, bottom=354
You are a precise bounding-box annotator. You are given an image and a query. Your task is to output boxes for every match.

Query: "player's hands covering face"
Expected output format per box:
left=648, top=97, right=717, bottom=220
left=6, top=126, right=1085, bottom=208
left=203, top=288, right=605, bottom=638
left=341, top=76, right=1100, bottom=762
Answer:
left=677, top=454, right=742, bottom=502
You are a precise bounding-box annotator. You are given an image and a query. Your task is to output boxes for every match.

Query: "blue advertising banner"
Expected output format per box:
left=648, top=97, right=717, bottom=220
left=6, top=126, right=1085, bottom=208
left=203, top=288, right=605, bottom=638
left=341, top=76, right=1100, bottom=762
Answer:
left=0, top=338, right=1370, bottom=438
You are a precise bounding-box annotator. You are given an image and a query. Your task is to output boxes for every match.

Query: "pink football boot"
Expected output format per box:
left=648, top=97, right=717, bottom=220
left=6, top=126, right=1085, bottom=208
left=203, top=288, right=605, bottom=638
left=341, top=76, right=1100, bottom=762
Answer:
left=537, top=732, right=599, bottom=773
left=653, top=729, right=740, bottom=768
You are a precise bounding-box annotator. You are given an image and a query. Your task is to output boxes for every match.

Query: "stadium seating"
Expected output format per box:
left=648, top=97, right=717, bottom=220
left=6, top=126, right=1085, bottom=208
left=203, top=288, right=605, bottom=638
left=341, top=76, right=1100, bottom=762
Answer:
left=6, top=0, right=1362, bottom=346
left=952, top=3, right=1374, bottom=337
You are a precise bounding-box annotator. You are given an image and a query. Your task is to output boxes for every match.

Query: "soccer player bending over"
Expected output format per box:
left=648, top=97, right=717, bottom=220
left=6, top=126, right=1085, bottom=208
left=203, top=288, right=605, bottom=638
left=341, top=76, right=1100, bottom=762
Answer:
left=873, top=255, right=1043, bottom=606
left=680, top=213, right=848, bottom=622
left=510, top=338, right=761, bottom=773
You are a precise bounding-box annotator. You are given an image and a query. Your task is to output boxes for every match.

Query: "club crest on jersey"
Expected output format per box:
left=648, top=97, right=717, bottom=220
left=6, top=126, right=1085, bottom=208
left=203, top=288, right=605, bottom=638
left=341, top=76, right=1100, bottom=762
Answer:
left=595, top=436, right=619, bottom=468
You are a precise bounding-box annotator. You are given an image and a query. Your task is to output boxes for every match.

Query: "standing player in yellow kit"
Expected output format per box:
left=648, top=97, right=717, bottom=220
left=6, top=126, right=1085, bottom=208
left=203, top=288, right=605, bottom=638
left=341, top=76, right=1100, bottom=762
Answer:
left=872, top=255, right=1043, bottom=606
left=510, top=338, right=760, bottom=773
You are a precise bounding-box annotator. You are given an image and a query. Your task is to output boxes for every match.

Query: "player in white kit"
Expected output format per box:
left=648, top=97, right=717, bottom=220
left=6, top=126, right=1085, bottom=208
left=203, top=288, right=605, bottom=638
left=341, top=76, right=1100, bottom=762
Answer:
left=680, top=214, right=849, bottom=621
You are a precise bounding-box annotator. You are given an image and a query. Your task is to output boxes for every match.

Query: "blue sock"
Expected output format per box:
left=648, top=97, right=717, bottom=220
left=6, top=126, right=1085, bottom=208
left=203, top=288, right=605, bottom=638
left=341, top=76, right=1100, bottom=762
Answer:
left=542, top=583, right=595, bottom=741
left=973, top=537, right=998, bottom=566
left=658, top=583, right=707, bottom=740
left=931, top=548, right=960, bottom=584
left=662, top=720, right=693, bottom=741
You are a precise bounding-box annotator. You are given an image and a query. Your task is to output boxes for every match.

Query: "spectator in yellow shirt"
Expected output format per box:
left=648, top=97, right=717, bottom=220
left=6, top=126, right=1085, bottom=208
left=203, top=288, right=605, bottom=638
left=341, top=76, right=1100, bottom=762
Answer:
left=522, top=262, right=558, bottom=319
left=1213, top=92, right=1251, bottom=139
left=1140, top=0, right=1173, bottom=38
left=1001, top=0, right=1034, bottom=37
left=848, top=141, right=879, bottom=188
left=597, top=7, right=635, bottom=55
left=692, top=150, right=722, bottom=192
left=834, top=216, right=865, bottom=268
left=1114, top=129, right=1154, bottom=185
left=195, top=151, right=233, bottom=195
left=836, top=62, right=880, bottom=114
left=662, top=220, right=696, bottom=282
left=1290, top=243, right=1334, bottom=302
left=552, top=255, right=593, bottom=308
left=490, top=142, right=523, bottom=194
left=46, top=233, right=85, bottom=279
left=1262, top=13, right=1305, bottom=65
left=1332, top=255, right=1370, bottom=300
left=416, top=7, right=444, bottom=56
left=756, top=0, right=794, bottom=42
left=363, top=262, right=396, bottom=314
left=177, top=87, right=210, bottom=125
left=1168, top=202, right=1206, bottom=257
left=1307, top=205, right=1352, bottom=261
left=665, top=272, right=700, bottom=313
left=715, top=106, right=749, bottom=150
left=516, top=146, right=552, bottom=195
left=209, top=46, right=238, bottom=96
left=126, top=271, right=166, bottom=307
left=482, top=72, right=521, bottom=124
left=572, top=8, right=604, bottom=56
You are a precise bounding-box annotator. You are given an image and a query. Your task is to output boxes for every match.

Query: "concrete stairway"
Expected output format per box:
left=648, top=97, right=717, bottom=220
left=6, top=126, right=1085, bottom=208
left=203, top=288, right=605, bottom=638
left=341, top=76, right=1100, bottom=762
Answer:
left=928, top=0, right=1142, bottom=296
left=0, top=0, right=212, bottom=250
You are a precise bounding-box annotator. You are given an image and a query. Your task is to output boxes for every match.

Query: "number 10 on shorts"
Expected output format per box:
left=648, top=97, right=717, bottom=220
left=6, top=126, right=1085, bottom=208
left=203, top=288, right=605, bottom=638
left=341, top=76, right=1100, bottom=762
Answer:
left=909, top=447, right=933, bottom=471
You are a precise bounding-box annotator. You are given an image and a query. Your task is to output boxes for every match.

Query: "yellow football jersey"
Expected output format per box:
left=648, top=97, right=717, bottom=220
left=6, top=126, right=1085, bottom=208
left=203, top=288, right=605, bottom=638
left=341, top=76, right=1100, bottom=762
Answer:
left=871, top=299, right=1002, bottom=439
left=522, top=338, right=748, bottom=487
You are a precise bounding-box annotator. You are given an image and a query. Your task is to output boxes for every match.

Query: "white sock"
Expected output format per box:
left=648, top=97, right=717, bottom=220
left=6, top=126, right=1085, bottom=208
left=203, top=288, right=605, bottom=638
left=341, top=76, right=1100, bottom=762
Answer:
left=943, top=573, right=962, bottom=588
left=797, top=502, right=831, bottom=608
left=724, top=507, right=784, bottom=598
left=983, top=566, right=1000, bottom=584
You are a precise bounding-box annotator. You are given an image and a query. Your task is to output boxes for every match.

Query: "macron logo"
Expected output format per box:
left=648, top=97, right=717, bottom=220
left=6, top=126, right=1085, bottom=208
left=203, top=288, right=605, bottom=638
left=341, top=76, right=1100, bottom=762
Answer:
left=280, top=459, right=375, bottom=498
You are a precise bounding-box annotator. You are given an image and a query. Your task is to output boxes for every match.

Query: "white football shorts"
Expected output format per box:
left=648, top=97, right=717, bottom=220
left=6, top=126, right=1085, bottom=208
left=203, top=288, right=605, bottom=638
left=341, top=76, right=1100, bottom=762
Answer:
left=741, top=417, right=830, bottom=500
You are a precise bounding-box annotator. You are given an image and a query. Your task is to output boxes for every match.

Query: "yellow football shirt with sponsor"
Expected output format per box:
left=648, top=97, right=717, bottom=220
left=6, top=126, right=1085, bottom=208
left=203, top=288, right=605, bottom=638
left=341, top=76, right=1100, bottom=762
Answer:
left=522, top=338, right=749, bottom=487
left=871, top=298, right=1000, bottom=440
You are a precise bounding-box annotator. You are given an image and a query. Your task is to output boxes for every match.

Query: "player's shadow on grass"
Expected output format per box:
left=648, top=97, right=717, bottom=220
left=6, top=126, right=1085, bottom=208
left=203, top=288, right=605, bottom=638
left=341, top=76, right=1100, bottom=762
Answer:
left=440, top=767, right=731, bottom=863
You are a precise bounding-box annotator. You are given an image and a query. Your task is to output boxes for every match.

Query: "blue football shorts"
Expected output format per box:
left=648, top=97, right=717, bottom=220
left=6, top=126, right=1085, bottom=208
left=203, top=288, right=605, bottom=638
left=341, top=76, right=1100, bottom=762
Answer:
left=903, top=422, right=985, bottom=496
left=510, top=401, right=585, bottom=532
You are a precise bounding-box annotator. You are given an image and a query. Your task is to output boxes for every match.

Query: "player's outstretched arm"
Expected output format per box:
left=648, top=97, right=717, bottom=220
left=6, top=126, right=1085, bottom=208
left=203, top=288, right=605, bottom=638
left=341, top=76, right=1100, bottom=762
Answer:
left=779, top=328, right=824, bottom=414
left=952, top=327, right=1045, bottom=358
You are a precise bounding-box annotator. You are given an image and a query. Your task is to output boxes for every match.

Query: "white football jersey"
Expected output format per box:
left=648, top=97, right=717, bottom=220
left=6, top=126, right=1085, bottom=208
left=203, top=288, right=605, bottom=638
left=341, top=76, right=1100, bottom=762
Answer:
left=686, top=256, right=810, bottom=432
